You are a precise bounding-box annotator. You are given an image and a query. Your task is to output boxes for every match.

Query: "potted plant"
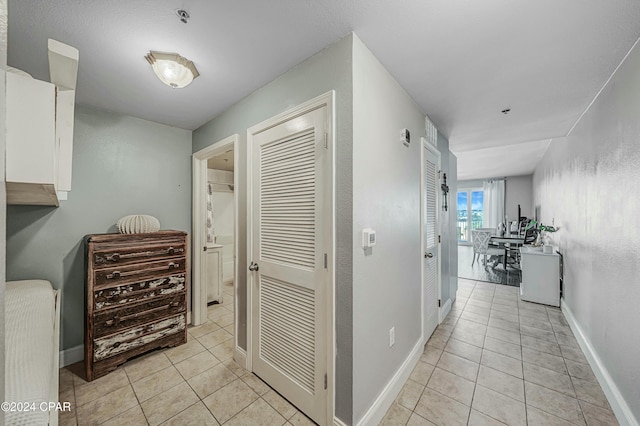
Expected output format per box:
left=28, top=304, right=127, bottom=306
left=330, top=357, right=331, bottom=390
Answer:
left=525, top=220, right=558, bottom=252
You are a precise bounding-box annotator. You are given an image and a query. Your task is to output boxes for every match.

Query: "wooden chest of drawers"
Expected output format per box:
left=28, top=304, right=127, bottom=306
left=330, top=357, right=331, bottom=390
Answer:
left=84, top=230, right=188, bottom=381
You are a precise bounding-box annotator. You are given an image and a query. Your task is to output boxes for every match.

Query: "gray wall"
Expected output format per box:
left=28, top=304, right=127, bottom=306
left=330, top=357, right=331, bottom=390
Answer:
left=6, top=106, right=192, bottom=351
left=532, top=40, right=640, bottom=422
left=0, top=1, right=7, bottom=422
left=351, top=36, right=458, bottom=423
left=505, top=174, right=533, bottom=220
left=192, top=34, right=354, bottom=424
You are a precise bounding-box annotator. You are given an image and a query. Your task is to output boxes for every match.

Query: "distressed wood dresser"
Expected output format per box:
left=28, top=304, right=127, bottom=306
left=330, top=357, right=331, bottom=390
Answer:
left=84, top=230, right=188, bottom=381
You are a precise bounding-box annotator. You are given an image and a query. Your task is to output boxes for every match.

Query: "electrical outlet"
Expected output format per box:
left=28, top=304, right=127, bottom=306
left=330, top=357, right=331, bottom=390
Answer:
left=389, top=327, right=395, bottom=348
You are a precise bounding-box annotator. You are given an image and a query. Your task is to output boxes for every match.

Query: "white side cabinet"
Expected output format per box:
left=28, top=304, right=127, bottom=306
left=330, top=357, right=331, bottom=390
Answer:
left=206, top=245, right=224, bottom=304
left=520, top=247, right=560, bottom=307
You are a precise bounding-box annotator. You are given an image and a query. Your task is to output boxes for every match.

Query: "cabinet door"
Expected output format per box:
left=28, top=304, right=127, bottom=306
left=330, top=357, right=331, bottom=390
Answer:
left=206, top=249, right=222, bottom=303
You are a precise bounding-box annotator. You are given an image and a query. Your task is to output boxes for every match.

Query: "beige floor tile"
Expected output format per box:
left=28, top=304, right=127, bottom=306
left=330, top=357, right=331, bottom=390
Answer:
left=202, top=378, right=259, bottom=423
left=101, top=403, right=148, bottom=426
left=174, top=350, right=221, bottom=380
left=460, top=310, right=489, bottom=325
left=468, top=409, right=504, bottom=426
left=520, top=334, right=562, bottom=357
left=241, top=373, right=271, bottom=395
left=197, top=329, right=233, bottom=349
left=483, top=336, right=522, bottom=360
left=476, top=365, right=524, bottom=402
left=572, top=376, right=610, bottom=409
left=551, top=322, right=573, bottom=335
left=141, top=382, right=199, bottom=426
left=472, top=385, right=526, bottom=426
left=467, top=299, right=492, bottom=309
left=380, top=403, right=413, bottom=425
left=565, top=359, right=597, bottom=382
left=487, top=317, right=520, bottom=334
left=124, top=351, right=172, bottom=383
left=409, top=360, right=435, bottom=385
left=414, top=387, right=470, bottom=426
left=224, top=324, right=235, bottom=334
left=490, top=303, right=519, bottom=315
left=579, top=400, right=618, bottom=425
left=520, top=324, right=558, bottom=343
left=76, top=385, right=138, bottom=426
left=59, top=408, right=78, bottom=426
left=463, top=304, right=491, bottom=316
left=225, top=398, right=286, bottom=426
left=451, top=327, right=485, bottom=348
left=520, top=316, right=554, bottom=332
left=526, top=405, right=576, bottom=426
left=397, top=379, right=425, bottom=410
left=444, top=338, right=483, bottom=363
left=262, top=389, right=297, bottom=420
left=161, top=401, right=219, bottom=425
left=489, top=309, right=519, bottom=324
left=214, top=313, right=235, bottom=328
left=547, top=311, right=569, bottom=326
left=406, top=412, right=437, bottom=425
left=223, top=358, right=248, bottom=377
left=59, top=386, right=75, bottom=407
left=165, top=339, right=206, bottom=364
left=522, top=347, right=567, bottom=374
left=525, top=381, right=585, bottom=425
left=481, top=349, right=523, bottom=379
left=131, top=366, right=184, bottom=402
left=560, top=345, right=589, bottom=364
left=436, top=351, right=479, bottom=382
left=421, top=345, right=443, bottom=366
left=289, top=410, right=316, bottom=426
left=427, top=367, right=475, bottom=406
left=188, top=363, right=237, bottom=398
left=426, top=332, right=449, bottom=350
left=523, top=362, right=575, bottom=397
left=485, top=326, right=520, bottom=345
left=554, top=331, right=580, bottom=348
left=188, top=321, right=222, bottom=338
left=74, top=368, right=130, bottom=407
left=518, top=309, right=550, bottom=322
left=492, top=297, right=518, bottom=308
left=440, top=315, right=459, bottom=328
left=59, top=367, right=75, bottom=391
left=210, top=339, right=235, bottom=361
left=455, top=318, right=488, bottom=334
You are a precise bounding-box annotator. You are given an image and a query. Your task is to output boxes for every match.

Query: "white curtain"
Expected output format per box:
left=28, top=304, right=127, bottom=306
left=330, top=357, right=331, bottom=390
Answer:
left=483, top=179, right=505, bottom=229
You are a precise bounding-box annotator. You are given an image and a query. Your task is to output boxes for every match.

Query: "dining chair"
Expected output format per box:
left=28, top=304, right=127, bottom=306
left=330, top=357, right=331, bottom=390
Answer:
left=472, top=229, right=505, bottom=268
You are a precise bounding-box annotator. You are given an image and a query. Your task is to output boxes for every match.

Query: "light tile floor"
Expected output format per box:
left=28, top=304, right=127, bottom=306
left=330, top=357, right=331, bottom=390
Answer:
left=381, top=278, right=619, bottom=426
left=61, top=278, right=618, bottom=426
left=60, top=281, right=316, bottom=426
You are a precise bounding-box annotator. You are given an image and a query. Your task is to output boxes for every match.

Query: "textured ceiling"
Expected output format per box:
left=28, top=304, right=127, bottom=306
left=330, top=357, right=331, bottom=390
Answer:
left=7, top=0, right=640, bottom=179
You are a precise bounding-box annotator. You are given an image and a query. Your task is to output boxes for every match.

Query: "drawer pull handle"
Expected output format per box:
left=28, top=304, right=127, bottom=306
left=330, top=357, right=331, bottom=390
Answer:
left=107, top=253, right=120, bottom=262
left=106, top=271, right=121, bottom=279
left=169, top=301, right=180, bottom=308
left=113, top=342, right=121, bottom=348
left=105, top=319, right=114, bottom=326
left=167, top=247, right=175, bottom=254
left=168, top=262, right=179, bottom=269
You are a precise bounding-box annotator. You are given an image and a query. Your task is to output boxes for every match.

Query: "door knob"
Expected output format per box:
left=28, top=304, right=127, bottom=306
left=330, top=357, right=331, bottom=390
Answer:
left=424, top=252, right=434, bottom=258
left=249, top=262, right=259, bottom=272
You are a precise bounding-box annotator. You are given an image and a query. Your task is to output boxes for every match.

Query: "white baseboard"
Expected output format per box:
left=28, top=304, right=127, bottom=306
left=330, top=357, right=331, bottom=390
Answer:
left=333, top=417, right=348, bottom=426
left=233, top=345, right=247, bottom=369
left=561, top=299, right=638, bottom=426
left=355, top=338, right=425, bottom=426
left=59, top=344, right=83, bottom=368
left=439, top=298, right=452, bottom=322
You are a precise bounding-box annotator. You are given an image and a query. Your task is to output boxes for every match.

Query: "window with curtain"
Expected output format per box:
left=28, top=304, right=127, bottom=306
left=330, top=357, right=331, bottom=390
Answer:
left=457, top=189, right=484, bottom=243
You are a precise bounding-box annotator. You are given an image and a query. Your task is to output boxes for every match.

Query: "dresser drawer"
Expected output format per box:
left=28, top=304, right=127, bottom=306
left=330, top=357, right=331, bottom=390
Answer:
left=94, top=294, right=186, bottom=338
left=93, top=242, right=186, bottom=267
left=94, top=274, right=185, bottom=310
left=94, top=259, right=186, bottom=287
left=94, top=314, right=185, bottom=361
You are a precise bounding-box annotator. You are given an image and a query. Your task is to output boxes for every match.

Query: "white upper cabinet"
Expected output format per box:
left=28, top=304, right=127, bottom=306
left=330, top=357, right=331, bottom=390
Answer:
left=5, top=39, right=78, bottom=207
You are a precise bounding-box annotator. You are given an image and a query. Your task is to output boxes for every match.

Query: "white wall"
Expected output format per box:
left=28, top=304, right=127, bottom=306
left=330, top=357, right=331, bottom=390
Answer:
left=505, top=174, right=533, bottom=220
left=0, top=1, right=7, bottom=422
left=533, top=39, right=640, bottom=424
left=351, top=35, right=426, bottom=423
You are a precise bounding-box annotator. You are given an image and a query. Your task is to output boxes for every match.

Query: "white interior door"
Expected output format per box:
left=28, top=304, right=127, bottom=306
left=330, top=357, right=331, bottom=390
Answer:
left=250, top=106, right=328, bottom=425
left=423, top=144, right=440, bottom=340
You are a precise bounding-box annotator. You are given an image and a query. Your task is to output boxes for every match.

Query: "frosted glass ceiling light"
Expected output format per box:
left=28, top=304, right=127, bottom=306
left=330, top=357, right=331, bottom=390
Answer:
left=145, top=51, right=199, bottom=88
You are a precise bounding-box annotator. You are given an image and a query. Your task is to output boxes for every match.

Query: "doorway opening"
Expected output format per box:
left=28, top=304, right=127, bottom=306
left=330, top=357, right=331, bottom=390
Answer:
left=192, top=135, right=239, bottom=359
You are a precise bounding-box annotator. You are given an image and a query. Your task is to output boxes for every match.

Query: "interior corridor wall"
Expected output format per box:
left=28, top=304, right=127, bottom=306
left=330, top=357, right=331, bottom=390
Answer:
left=192, top=34, right=354, bottom=424
left=532, top=40, right=640, bottom=423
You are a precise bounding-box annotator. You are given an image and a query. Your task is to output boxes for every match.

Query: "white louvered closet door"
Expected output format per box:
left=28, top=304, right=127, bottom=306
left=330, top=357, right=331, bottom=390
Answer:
left=251, top=106, right=327, bottom=425
left=424, top=145, right=440, bottom=341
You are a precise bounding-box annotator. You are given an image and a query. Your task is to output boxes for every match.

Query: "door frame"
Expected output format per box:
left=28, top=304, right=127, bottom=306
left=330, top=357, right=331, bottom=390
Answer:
left=192, top=134, right=239, bottom=338
left=420, top=137, right=442, bottom=342
left=246, top=91, right=335, bottom=424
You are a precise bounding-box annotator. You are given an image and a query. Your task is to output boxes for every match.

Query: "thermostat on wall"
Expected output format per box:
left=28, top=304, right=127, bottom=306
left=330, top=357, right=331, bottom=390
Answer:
left=401, top=128, right=410, bottom=147
left=362, top=228, right=376, bottom=248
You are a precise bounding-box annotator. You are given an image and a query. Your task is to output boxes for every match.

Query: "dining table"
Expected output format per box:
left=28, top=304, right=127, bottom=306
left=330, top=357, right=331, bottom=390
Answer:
left=490, top=234, right=526, bottom=269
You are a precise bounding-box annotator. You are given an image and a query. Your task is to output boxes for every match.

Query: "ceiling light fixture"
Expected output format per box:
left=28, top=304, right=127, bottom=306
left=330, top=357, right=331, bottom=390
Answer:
left=145, top=51, right=200, bottom=88
left=501, top=108, right=511, bottom=115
